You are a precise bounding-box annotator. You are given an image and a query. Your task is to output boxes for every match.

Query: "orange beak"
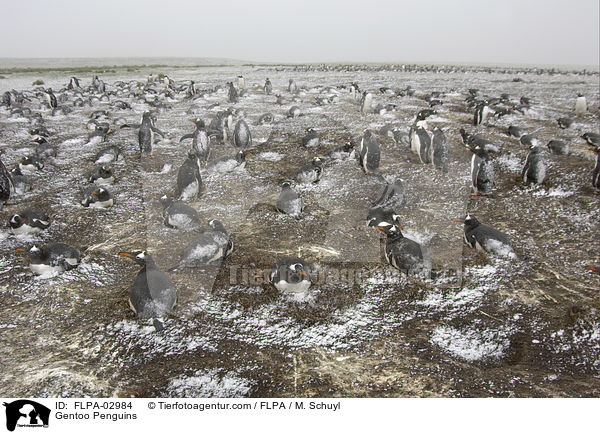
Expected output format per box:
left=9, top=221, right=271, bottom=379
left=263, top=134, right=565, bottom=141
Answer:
left=16, top=248, right=25, bottom=252
left=119, top=252, right=134, bottom=258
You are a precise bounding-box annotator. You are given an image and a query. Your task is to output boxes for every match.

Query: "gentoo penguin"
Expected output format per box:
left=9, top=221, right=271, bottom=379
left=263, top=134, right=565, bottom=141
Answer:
left=288, top=79, right=298, bottom=94
left=414, top=109, right=435, bottom=129
left=301, top=128, right=319, bottom=148
left=264, top=78, right=273, bottom=95
left=276, top=181, right=304, bottom=218
left=473, top=102, right=492, bottom=126
left=9, top=209, right=51, bottom=235
left=372, top=177, right=406, bottom=209
left=207, top=150, right=250, bottom=173
left=575, top=94, right=587, bottom=117
left=20, top=243, right=81, bottom=275
left=19, top=155, right=44, bottom=173
left=522, top=145, right=546, bottom=184
left=44, top=88, right=58, bottom=110
left=269, top=257, right=312, bottom=293
left=81, top=186, right=114, bottom=208
left=367, top=206, right=401, bottom=230
left=507, top=125, right=524, bottom=139
left=322, top=142, right=355, bottom=161
left=176, top=150, right=202, bottom=200
left=360, top=91, right=373, bottom=113
left=288, top=106, right=301, bottom=118
left=67, top=76, right=80, bottom=89
left=411, top=126, right=431, bottom=164
left=547, top=140, right=569, bottom=155
left=169, top=220, right=233, bottom=270
left=237, top=75, right=245, bottom=90
left=291, top=157, right=327, bottom=183
left=590, top=146, right=599, bottom=193
left=138, top=111, right=163, bottom=155
left=467, top=144, right=494, bottom=196
left=9, top=167, right=29, bottom=195
left=31, top=137, right=56, bottom=160
left=233, top=119, right=252, bottom=148
left=431, top=127, right=449, bottom=172
left=463, top=132, right=500, bottom=154
left=0, top=149, right=13, bottom=209
left=377, top=224, right=431, bottom=278
left=453, top=214, right=516, bottom=258
left=358, top=130, right=380, bottom=173
left=180, top=118, right=210, bottom=162
left=94, top=145, right=121, bottom=164
left=119, top=250, right=177, bottom=331
left=257, top=113, right=274, bottom=125
left=88, top=165, right=114, bottom=184
left=228, top=82, right=238, bottom=103
left=155, top=195, right=202, bottom=230
left=557, top=117, right=574, bottom=129
left=520, top=134, right=539, bottom=148
left=581, top=133, right=600, bottom=147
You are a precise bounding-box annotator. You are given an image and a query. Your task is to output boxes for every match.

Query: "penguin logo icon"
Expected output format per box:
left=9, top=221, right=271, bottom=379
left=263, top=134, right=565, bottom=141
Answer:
left=3, top=400, right=50, bottom=431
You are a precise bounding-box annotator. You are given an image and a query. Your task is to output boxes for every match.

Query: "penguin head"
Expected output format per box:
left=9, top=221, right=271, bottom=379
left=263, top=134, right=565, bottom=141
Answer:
left=9, top=214, right=23, bottom=228
left=463, top=214, right=480, bottom=228
left=119, top=250, right=148, bottom=265
left=31, top=136, right=48, bottom=145
left=367, top=207, right=401, bottom=230
left=287, top=262, right=311, bottom=283
left=207, top=219, right=228, bottom=234
left=375, top=222, right=402, bottom=236
left=237, top=150, right=251, bottom=162
left=189, top=118, right=205, bottom=129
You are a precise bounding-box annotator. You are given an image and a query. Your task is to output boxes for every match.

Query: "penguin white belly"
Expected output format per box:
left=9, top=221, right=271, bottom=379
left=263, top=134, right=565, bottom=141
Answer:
left=575, top=97, right=587, bottom=116
left=180, top=181, right=198, bottom=200
left=94, top=176, right=115, bottom=185
left=11, top=224, right=41, bottom=235
left=89, top=198, right=114, bottom=209
left=30, top=263, right=64, bottom=275
left=274, top=279, right=311, bottom=294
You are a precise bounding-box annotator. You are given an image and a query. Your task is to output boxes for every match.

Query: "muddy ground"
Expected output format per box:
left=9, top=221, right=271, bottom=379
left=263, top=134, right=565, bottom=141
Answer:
left=0, top=63, right=598, bottom=397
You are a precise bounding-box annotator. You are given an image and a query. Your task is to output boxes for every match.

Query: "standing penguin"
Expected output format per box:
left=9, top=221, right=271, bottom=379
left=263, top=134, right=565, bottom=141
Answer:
left=264, top=78, right=273, bottom=95
left=44, top=88, right=58, bottom=110
left=276, top=181, right=304, bottom=218
left=358, top=130, right=380, bottom=174
left=0, top=148, right=13, bottom=210
left=288, top=79, right=298, bottom=94
left=360, top=91, right=373, bottom=114
left=180, top=118, right=210, bottom=162
left=233, top=119, right=252, bottom=148
left=176, top=150, right=202, bottom=200
left=237, top=75, right=245, bottom=90
left=430, top=127, right=449, bottom=171
left=228, top=82, right=238, bottom=103
left=138, top=111, right=163, bottom=155
left=468, top=144, right=495, bottom=196
left=522, top=145, right=546, bottom=184
left=119, top=250, right=177, bottom=331
left=414, top=127, right=432, bottom=164
left=575, top=94, right=587, bottom=117
left=474, top=102, right=492, bottom=126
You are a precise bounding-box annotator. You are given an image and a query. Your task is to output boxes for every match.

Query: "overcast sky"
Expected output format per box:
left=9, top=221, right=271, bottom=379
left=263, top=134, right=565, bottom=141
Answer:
left=2, top=0, right=598, bottom=66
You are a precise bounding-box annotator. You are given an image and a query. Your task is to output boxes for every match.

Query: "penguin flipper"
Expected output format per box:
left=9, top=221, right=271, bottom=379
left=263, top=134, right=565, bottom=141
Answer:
left=179, top=133, right=194, bottom=142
